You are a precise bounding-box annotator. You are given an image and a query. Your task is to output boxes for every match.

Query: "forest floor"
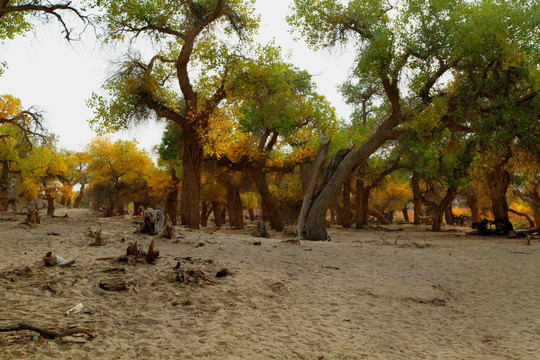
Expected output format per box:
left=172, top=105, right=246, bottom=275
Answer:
left=0, top=207, right=539, bottom=359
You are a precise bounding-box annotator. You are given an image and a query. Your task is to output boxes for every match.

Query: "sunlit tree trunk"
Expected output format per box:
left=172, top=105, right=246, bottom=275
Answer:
left=164, top=168, right=179, bottom=225
left=46, top=193, right=55, bottom=216
left=74, top=182, right=86, bottom=208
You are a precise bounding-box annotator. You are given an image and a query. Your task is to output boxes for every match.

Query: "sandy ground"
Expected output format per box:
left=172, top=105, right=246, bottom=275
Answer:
left=0, top=207, right=539, bottom=360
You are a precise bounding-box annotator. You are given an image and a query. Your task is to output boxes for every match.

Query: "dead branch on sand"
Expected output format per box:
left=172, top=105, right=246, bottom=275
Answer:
left=0, top=323, right=95, bottom=339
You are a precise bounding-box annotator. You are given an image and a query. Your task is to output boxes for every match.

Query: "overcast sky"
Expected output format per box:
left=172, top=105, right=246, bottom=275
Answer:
left=0, top=0, right=355, bottom=155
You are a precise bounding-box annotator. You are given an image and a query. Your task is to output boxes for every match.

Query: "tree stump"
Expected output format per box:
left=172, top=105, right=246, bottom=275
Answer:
left=27, top=206, right=41, bottom=224
left=93, top=230, right=105, bottom=246
left=159, top=214, right=176, bottom=239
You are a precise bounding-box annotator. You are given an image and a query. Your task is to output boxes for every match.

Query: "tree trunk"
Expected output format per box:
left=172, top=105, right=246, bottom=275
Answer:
left=74, top=182, right=86, bottom=208
left=200, top=202, right=211, bottom=227
left=60, top=196, right=67, bottom=206
left=212, top=201, right=225, bottom=228
left=303, top=120, right=400, bottom=240
left=431, top=190, right=456, bottom=231
left=369, top=209, right=389, bottom=225
left=402, top=207, right=410, bottom=222
left=46, top=193, right=55, bottom=216
left=298, top=133, right=330, bottom=238
left=251, top=167, right=283, bottom=231
left=165, top=168, right=180, bottom=225
left=355, top=181, right=370, bottom=228
left=485, top=166, right=510, bottom=220
left=464, top=183, right=480, bottom=223
left=116, top=202, right=125, bottom=215
left=411, top=173, right=423, bottom=225
left=248, top=208, right=255, bottom=222
left=180, top=125, right=203, bottom=228
left=444, top=204, right=455, bottom=225
left=225, top=182, right=243, bottom=229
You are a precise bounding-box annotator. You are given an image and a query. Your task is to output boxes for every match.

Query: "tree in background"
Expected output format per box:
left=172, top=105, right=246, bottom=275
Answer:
left=85, top=137, right=154, bottom=217
left=89, top=0, right=259, bottom=228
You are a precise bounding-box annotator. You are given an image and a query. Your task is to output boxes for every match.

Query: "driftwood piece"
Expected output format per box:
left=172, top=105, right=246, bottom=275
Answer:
left=43, top=252, right=78, bottom=267
left=137, top=208, right=165, bottom=235
left=0, top=323, right=95, bottom=339
left=97, top=240, right=159, bottom=265
left=252, top=221, right=270, bottom=238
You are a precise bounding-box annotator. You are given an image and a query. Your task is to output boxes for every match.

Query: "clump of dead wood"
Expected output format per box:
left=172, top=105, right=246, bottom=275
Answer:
left=96, top=240, right=159, bottom=265
left=158, top=214, right=176, bottom=239
left=173, top=257, right=231, bottom=286
left=136, top=208, right=165, bottom=235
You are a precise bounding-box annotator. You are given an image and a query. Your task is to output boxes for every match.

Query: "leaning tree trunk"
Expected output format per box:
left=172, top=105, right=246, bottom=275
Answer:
left=402, top=206, right=410, bottom=222
left=180, top=126, right=203, bottom=229
left=73, top=182, right=86, bottom=208
left=46, top=193, right=55, bottom=216
left=251, top=167, right=283, bottom=231
left=485, top=167, right=510, bottom=220
left=302, top=118, right=400, bottom=240
left=411, top=173, right=423, bottom=225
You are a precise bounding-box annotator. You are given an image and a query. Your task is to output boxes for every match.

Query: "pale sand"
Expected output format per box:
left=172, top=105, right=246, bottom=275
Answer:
left=1, top=208, right=539, bottom=359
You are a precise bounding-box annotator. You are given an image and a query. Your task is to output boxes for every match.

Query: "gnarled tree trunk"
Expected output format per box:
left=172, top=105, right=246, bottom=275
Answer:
left=219, top=176, right=243, bottom=229
left=463, top=182, right=480, bottom=223
left=485, top=166, right=510, bottom=220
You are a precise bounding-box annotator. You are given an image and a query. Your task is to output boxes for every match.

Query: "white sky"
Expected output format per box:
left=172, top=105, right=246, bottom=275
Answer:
left=0, top=0, right=355, bottom=155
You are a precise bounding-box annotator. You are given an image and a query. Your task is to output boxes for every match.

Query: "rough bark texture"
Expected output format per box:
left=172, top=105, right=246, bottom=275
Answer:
left=224, top=182, right=243, bottom=229
left=355, top=182, right=370, bottom=228
left=431, top=191, right=456, bottom=232
left=212, top=201, right=225, bottom=228
left=444, top=205, right=455, bottom=225
left=402, top=207, right=410, bottom=223
left=464, top=183, right=480, bottom=223
left=251, top=167, right=283, bottom=231
left=200, top=202, right=211, bottom=227
left=298, top=134, right=330, bottom=238
left=180, top=126, right=203, bottom=228
left=485, top=166, right=510, bottom=220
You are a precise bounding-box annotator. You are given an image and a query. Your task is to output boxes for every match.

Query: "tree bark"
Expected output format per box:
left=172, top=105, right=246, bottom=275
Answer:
left=212, top=201, right=225, bottom=228
left=251, top=167, right=283, bottom=231
left=485, top=166, right=510, bottom=220
left=355, top=181, right=370, bottom=228
left=298, top=133, right=330, bottom=238
left=180, top=125, right=203, bottom=228
left=463, top=182, right=480, bottom=223
left=431, top=190, right=456, bottom=231
left=224, top=182, right=243, bottom=229
left=200, top=202, right=212, bottom=227
left=304, top=120, right=400, bottom=240
left=444, top=203, right=455, bottom=225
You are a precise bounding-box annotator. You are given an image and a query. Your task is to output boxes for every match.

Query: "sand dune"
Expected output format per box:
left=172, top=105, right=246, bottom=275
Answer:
left=1, top=208, right=539, bottom=359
